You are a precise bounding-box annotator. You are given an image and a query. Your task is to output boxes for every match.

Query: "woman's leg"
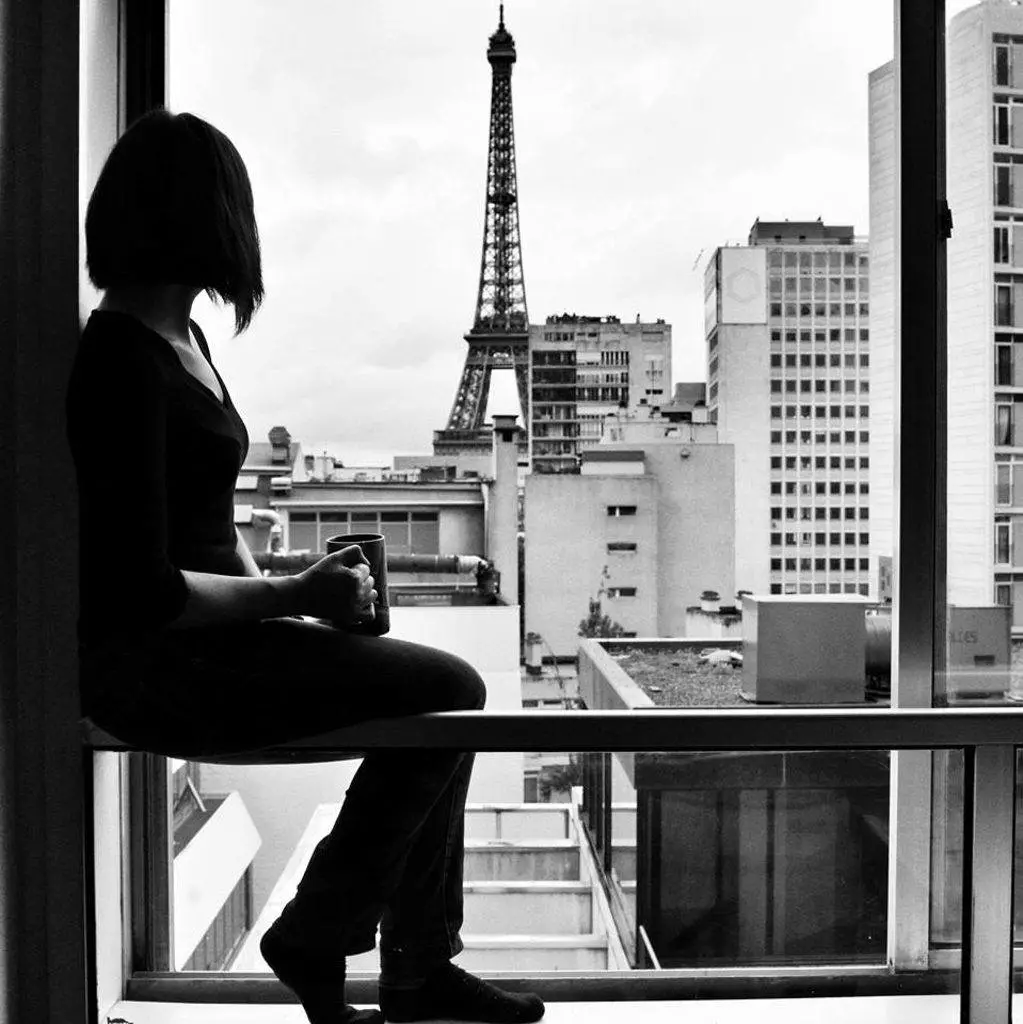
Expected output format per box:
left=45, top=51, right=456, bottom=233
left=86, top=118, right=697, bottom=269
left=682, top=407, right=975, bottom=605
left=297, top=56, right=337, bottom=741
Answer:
left=271, top=668, right=485, bottom=964
left=377, top=751, right=476, bottom=983
left=86, top=619, right=487, bottom=953
left=84, top=619, right=542, bottom=1022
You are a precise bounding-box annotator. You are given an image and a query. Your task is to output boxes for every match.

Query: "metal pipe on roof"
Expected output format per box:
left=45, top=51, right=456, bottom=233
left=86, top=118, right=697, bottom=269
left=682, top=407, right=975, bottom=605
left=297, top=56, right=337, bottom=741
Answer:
left=253, top=551, right=488, bottom=576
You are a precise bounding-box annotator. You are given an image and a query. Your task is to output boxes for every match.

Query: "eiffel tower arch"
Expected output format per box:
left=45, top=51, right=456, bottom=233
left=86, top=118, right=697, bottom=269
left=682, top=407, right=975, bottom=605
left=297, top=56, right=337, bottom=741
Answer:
left=434, top=6, right=530, bottom=457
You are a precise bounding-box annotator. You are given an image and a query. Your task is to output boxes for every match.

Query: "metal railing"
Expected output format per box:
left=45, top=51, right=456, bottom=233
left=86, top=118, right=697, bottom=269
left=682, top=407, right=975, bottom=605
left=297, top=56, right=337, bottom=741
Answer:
left=84, top=705, right=1023, bottom=1022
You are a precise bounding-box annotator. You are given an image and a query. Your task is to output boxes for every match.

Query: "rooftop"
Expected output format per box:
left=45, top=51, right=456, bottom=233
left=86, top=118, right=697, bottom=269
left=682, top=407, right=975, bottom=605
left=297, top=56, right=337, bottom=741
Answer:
left=603, top=642, right=891, bottom=708
left=748, top=217, right=857, bottom=245
left=611, top=646, right=745, bottom=707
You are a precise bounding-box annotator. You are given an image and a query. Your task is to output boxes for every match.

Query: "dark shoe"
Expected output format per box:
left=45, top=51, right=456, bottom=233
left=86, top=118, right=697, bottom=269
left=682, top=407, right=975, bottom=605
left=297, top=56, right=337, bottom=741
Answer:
left=379, top=962, right=544, bottom=1023
left=260, top=920, right=383, bottom=1024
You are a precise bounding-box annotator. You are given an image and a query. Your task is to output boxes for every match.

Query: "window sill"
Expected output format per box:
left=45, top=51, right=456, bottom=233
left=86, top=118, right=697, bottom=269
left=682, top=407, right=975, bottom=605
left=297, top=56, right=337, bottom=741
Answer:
left=105, top=993, right=964, bottom=1024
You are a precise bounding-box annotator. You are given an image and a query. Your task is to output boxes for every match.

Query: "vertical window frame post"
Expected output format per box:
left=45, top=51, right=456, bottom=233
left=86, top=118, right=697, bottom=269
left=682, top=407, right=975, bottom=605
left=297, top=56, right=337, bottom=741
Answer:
left=888, top=0, right=947, bottom=973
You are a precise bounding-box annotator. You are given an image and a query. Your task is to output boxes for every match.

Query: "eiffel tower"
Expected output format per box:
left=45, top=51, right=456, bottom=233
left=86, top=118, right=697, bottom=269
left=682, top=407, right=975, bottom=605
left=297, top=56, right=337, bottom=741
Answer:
left=433, top=4, right=530, bottom=457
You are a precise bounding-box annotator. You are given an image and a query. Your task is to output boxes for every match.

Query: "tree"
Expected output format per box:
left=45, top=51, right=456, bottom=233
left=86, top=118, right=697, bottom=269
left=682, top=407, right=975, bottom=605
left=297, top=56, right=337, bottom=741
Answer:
left=577, top=565, right=627, bottom=638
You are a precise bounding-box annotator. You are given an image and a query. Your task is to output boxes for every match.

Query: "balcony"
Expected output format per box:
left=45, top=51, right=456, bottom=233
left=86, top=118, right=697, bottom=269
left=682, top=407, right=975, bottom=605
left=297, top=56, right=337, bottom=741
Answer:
left=90, top=704, right=1023, bottom=1024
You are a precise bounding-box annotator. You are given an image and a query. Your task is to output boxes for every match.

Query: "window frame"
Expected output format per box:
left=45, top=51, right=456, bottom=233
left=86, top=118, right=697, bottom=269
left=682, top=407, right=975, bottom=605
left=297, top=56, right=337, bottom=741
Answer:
left=101, top=0, right=966, bottom=1006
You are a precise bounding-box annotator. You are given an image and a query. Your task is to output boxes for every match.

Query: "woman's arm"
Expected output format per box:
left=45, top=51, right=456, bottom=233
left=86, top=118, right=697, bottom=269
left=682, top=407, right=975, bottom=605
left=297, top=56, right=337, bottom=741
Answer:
left=167, top=546, right=373, bottom=630
left=166, top=568, right=301, bottom=628
left=159, top=529, right=299, bottom=629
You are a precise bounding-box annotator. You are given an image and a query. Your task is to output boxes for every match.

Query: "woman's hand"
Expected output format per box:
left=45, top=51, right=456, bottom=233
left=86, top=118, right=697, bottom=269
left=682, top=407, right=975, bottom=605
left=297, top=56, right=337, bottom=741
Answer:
left=293, top=545, right=377, bottom=626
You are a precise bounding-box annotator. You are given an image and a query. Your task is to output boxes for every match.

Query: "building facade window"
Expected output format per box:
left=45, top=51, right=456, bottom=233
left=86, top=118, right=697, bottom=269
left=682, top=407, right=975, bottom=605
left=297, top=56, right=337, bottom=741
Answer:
left=996, top=282, right=1015, bottom=326
left=996, top=163, right=1013, bottom=206
left=995, top=224, right=1011, bottom=264
left=995, top=101, right=1011, bottom=146
left=996, top=521, right=1011, bottom=565
left=997, top=342, right=1014, bottom=386
left=288, top=510, right=440, bottom=555
left=997, top=463, right=1013, bottom=505
left=996, top=42, right=1012, bottom=87
left=996, top=402, right=1014, bottom=446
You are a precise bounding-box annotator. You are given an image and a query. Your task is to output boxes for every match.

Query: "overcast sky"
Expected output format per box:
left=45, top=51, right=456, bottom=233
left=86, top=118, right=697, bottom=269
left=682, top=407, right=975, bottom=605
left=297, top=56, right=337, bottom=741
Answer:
left=168, top=0, right=978, bottom=466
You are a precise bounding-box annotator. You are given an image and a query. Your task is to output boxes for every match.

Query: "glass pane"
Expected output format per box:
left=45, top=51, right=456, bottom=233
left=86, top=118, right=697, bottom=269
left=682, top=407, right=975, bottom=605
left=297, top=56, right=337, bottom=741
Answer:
left=409, top=519, right=440, bottom=554
left=946, top=3, right=1023, bottom=709
left=288, top=521, right=316, bottom=553
left=146, top=0, right=966, bottom=1008
left=379, top=520, right=409, bottom=554
left=158, top=743, right=957, bottom=985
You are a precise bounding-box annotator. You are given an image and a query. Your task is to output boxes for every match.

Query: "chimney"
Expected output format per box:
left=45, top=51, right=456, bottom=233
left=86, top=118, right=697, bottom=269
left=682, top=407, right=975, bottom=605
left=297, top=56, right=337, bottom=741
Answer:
left=489, top=415, right=521, bottom=607
left=269, top=425, right=292, bottom=465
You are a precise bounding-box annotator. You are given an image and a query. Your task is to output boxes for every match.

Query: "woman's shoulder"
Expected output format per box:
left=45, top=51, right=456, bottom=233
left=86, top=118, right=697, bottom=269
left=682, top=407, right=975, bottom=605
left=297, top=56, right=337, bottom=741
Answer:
left=78, top=310, right=177, bottom=370
left=71, top=310, right=179, bottom=403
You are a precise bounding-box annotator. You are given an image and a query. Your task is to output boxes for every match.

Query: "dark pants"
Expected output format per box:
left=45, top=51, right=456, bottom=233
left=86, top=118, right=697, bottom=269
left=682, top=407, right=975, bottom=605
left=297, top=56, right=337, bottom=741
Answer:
left=83, top=617, right=487, bottom=981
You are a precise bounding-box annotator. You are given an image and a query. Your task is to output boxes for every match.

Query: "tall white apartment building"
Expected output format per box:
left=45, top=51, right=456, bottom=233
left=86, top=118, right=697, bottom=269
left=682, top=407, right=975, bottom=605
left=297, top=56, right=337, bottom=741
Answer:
left=871, top=1, right=1023, bottom=630
left=949, top=1, right=1023, bottom=625
left=706, top=220, right=872, bottom=597
left=529, top=314, right=672, bottom=474
left=867, top=62, right=898, bottom=605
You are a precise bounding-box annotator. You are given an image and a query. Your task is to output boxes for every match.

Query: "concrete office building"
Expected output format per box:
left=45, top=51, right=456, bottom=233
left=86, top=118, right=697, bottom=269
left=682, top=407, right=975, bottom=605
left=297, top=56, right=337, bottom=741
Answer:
left=529, top=314, right=672, bottom=474
left=234, top=420, right=522, bottom=605
left=524, top=431, right=734, bottom=657
left=706, top=220, right=871, bottom=597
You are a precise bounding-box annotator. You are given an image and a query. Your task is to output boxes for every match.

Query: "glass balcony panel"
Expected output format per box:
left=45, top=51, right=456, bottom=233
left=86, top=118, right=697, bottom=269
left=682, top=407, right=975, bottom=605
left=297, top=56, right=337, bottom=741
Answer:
left=128, top=0, right=978, bottom=1012
left=154, top=744, right=959, bottom=986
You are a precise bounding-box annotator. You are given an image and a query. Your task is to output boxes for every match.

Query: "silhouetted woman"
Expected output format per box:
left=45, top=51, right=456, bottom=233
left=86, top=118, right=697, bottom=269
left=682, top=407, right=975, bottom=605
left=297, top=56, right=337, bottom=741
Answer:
left=68, top=109, right=544, bottom=1024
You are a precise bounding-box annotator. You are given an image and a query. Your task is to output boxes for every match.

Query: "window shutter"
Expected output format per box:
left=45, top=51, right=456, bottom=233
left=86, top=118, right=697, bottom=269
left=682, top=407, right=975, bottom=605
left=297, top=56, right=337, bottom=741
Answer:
left=1014, top=282, right=1023, bottom=326
left=1012, top=164, right=1023, bottom=206
left=1014, top=343, right=1023, bottom=387
left=1012, top=45, right=1023, bottom=89
left=1012, top=463, right=1023, bottom=506
left=1013, top=582, right=1023, bottom=628
left=1011, top=105, right=1023, bottom=147
left=1014, top=225, right=1023, bottom=267
left=1013, top=520, right=1023, bottom=567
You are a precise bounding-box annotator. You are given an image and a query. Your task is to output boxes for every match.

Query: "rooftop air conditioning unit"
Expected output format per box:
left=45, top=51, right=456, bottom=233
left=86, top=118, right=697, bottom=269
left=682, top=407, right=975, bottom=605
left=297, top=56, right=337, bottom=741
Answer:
left=947, top=605, right=1011, bottom=700
left=742, top=594, right=873, bottom=704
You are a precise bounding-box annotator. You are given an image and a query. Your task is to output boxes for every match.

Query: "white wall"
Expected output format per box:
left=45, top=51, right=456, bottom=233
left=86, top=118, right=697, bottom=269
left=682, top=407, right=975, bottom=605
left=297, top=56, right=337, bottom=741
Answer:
left=719, top=247, right=768, bottom=325
left=646, top=443, right=735, bottom=635
left=713, top=322, right=772, bottom=594
left=438, top=505, right=486, bottom=556
left=524, top=474, right=660, bottom=657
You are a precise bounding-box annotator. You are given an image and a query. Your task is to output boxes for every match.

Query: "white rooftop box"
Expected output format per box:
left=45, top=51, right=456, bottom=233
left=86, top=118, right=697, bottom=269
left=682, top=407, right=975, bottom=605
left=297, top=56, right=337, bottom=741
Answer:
left=741, top=595, right=871, bottom=704
left=947, top=605, right=1011, bottom=699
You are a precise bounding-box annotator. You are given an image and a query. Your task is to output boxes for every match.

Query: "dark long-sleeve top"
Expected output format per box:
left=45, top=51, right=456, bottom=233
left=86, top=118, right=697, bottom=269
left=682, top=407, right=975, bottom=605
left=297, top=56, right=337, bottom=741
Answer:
left=66, top=310, right=250, bottom=650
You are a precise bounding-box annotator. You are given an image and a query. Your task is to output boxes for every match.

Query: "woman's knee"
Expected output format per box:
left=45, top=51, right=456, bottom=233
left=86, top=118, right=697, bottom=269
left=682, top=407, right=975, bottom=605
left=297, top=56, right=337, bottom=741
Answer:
left=438, top=655, right=487, bottom=711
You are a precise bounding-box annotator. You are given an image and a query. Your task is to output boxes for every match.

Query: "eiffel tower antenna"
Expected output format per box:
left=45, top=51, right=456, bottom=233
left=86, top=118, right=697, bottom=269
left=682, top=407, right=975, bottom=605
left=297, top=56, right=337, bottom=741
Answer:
left=434, top=5, right=530, bottom=456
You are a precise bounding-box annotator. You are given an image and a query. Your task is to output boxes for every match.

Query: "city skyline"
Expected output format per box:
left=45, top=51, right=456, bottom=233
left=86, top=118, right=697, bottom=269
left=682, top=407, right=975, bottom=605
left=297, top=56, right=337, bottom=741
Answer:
left=166, top=0, right=970, bottom=466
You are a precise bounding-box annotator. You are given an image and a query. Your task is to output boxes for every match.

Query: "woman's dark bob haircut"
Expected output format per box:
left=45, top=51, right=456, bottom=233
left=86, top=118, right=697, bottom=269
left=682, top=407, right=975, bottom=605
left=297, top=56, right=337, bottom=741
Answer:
left=86, top=109, right=263, bottom=333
